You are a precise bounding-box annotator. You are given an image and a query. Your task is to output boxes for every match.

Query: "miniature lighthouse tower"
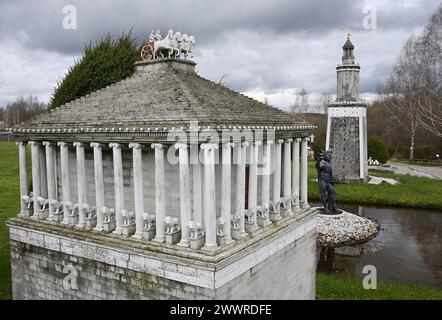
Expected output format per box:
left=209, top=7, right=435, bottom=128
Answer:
left=326, top=32, right=368, bottom=182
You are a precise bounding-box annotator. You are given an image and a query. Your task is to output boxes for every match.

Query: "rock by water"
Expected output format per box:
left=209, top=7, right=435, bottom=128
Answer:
left=316, top=209, right=379, bottom=247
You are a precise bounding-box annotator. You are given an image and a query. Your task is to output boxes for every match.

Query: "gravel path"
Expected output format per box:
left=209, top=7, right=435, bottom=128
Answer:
left=387, top=161, right=442, bottom=180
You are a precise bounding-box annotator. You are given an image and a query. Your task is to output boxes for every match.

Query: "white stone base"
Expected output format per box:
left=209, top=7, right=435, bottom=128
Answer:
left=190, top=235, right=205, bottom=250
left=102, top=221, right=116, bottom=233
left=122, top=224, right=136, bottom=237
left=257, top=216, right=271, bottom=228
left=85, top=217, right=97, bottom=229
left=8, top=208, right=317, bottom=300
left=142, top=229, right=156, bottom=241
left=66, top=214, right=79, bottom=226
left=165, top=230, right=181, bottom=245
left=269, top=212, right=281, bottom=222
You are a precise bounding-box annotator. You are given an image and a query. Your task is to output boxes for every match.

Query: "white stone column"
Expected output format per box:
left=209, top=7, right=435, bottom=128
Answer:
left=58, top=142, right=71, bottom=224
left=73, top=142, right=87, bottom=228
left=17, top=142, right=29, bottom=217
left=201, top=143, right=218, bottom=249
left=326, top=112, right=331, bottom=150
left=260, top=140, right=273, bottom=224
left=152, top=144, right=166, bottom=243
left=283, top=139, right=293, bottom=216
left=29, top=141, right=41, bottom=218
left=272, top=139, right=283, bottom=215
left=359, top=114, right=368, bottom=180
left=91, top=143, right=105, bottom=231
left=300, top=137, right=310, bottom=209
left=191, top=149, right=203, bottom=226
left=129, top=143, right=144, bottom=239
left=221, top=142, right=234, bottom=244
left=235, top=141, right=248, bottom=238
left=53, top=147, right=58, bottom=197
left=247, top=140, right=260, bottom=231
left=176, top=143, right=191, bottom=247
left=292, top=138, right=301, bottom=210
left=43, top=142, right=56, bottom=220
left=110, top=143, right=124, bottom=234
left=39, top=144, right=48, bottom=198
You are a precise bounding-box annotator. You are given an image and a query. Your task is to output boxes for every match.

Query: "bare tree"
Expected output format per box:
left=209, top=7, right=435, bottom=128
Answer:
left=217, top=74, right=227, bottom=86
left=379, top=37, right=421, bottom=160
left=378, top=4, right=442, bottom=159
left=289, top=88, right=310, bottom=114
left=414, top=5, right=442, bottom=137
left=0, top=95, right=48, bottom=128
left=319, top=93, right=330, bottom=114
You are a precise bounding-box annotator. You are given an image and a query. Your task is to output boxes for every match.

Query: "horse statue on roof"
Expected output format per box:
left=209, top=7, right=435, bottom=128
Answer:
left=140, top=29, right=196, bottom=61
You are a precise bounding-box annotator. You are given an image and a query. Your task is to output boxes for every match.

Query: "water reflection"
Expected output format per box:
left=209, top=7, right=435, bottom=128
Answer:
left=316, top=203, right=442, bottom=288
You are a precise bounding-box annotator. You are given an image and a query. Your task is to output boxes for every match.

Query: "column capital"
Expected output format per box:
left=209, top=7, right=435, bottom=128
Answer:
left=16, top=141, right=27, bottom=146
left=109, top=143, right=122, bottom=149
left=295, top=138, right=302, bottom=143
left=254, top=140, right=262, bottom=147
left=175, top=142, right=188, bottom=150
left=73, top=142, right=84, bottom=148
left=302, top=137, right=310, bottom=142
left=28, top=141, right=40, bottom=146
left=285, top=138, right=294, bottom=143
left=129, top=143, right=143, bottom=149
left=265, top=139, right=274, bottom=145
left=276, top=139, right=284, bottom=145
left=241, top=141, right=250, bottom=148
left=200, top=143, right=219, bottom=151
left=57, top=141, right=68, bottom=147
left=42, top=141, right=53, bottom=147
left=151, top=143, right=164, bottom=150
left=90, top=142, right=102, bottom=149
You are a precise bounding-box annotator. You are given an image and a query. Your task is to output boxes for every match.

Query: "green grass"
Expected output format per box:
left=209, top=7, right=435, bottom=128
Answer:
left=317, top=273, right=442, bottom=300
left=0, top=142, right=26, bottom=300
left=308, top=162, right=442, bottom=210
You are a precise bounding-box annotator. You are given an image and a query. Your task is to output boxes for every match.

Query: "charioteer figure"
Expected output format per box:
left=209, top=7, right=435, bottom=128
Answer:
left=315, top=150, right=337, bottom=215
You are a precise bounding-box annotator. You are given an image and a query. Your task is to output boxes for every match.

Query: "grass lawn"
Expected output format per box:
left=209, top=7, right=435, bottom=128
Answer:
left=0, top=142, right=30, bottom=300
left=0, top=142, right=440, bottom=300
left=317, top=273, right=442, bottom=300
left=308, top=162, right=442, bottom=210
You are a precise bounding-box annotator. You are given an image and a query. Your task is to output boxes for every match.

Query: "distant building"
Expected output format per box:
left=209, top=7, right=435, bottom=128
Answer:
left=326, top=35, right=368, bottom=182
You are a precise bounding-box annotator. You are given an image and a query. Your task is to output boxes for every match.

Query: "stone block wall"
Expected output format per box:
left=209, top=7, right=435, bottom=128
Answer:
left=215, top=228, right=316, bottom=299
left=8, top=210, right=317, bottom=300
left=329, top=117, right=360, bottom=181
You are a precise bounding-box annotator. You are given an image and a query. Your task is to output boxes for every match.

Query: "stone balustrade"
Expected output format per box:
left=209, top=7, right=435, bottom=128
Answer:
left=15, top=137, right=310, bottom=252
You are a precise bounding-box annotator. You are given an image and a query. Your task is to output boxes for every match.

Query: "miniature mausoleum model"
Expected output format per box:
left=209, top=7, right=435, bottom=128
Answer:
left=7, top=30, right=318, bottom=299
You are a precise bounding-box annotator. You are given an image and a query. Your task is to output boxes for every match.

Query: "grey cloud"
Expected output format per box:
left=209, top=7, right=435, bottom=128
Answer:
left=0, top=0, right=441, bottom=107
left=1, top=0, right=437, bottom=55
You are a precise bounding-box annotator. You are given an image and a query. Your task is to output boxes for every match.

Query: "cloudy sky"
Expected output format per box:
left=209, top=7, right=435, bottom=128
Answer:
left=0, top=0, right=440, bottom=110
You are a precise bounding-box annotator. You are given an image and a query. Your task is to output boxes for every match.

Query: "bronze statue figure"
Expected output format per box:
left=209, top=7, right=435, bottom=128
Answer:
left=315, top=151, right=337, bottom=214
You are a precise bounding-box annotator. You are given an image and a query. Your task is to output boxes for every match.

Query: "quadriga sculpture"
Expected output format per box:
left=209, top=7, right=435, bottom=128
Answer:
left=141, top=29, right=196, bottom=61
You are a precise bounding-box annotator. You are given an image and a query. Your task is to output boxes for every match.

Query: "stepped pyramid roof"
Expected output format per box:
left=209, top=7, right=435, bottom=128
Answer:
left=13, top=59, right=314, bottom=142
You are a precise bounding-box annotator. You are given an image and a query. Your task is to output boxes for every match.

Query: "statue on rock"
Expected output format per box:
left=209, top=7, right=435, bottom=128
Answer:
left=315, top=151, right=337, bottom=215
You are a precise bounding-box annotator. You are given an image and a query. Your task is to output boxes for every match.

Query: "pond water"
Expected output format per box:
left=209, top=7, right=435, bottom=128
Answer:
left=316, top=203, right=442, bottom=289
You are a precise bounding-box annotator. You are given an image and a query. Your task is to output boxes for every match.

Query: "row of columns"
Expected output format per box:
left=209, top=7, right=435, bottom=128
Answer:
left=16, top=136, right=310, bottom=250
